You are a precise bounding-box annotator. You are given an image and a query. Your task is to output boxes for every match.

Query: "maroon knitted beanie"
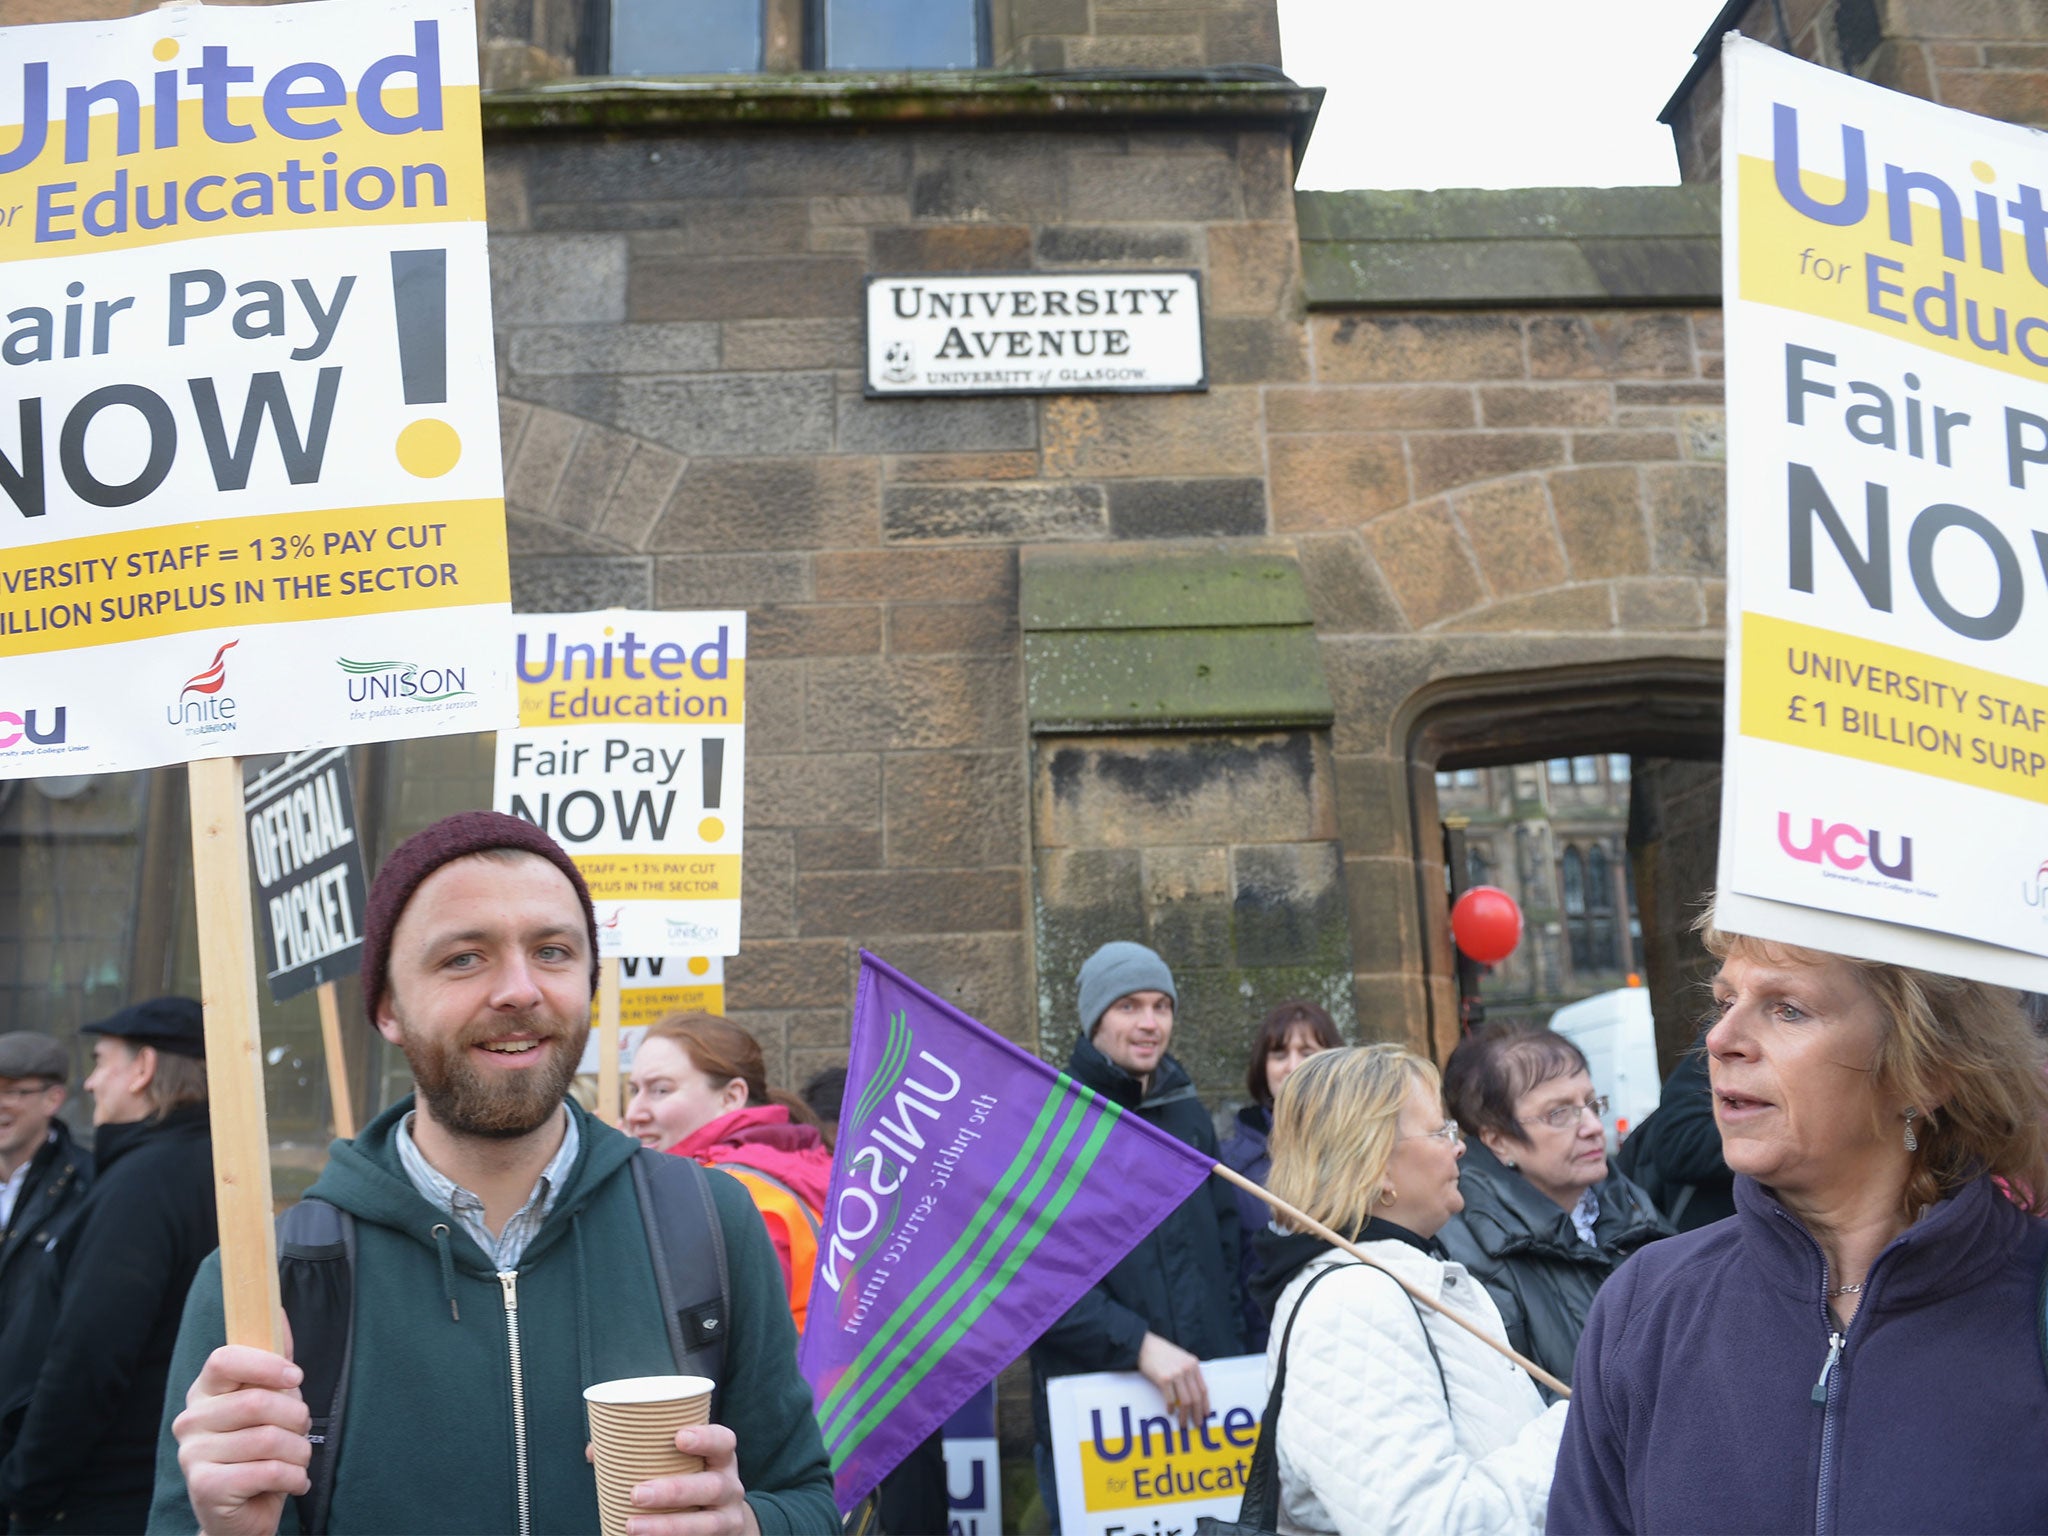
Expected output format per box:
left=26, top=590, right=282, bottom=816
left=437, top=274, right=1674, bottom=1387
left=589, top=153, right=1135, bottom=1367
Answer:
left=360, top=810, right=600, bottom=1026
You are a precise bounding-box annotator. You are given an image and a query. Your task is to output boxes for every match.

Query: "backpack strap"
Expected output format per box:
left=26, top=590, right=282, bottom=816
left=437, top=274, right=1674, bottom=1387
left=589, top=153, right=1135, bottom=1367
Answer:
left=630, top=1150, right=731, bottom=1416
left=277, top=1197, right=356, bottom=1536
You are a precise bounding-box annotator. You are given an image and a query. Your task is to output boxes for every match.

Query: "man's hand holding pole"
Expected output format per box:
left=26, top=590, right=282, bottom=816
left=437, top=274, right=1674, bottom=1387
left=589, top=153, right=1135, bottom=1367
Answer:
left=174, top=1340, right=311, bottom=1536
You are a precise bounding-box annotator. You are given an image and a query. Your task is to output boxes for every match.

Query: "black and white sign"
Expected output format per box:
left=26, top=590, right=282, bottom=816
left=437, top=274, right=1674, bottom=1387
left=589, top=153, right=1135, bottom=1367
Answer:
left=865, top=272, right=1205, bottom=396
left=244, top=748, right=368, bottom=1002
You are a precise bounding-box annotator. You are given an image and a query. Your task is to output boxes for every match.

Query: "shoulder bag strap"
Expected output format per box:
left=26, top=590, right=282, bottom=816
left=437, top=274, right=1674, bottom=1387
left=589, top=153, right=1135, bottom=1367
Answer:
left=1233, top=1260, right=1356, bottom=1532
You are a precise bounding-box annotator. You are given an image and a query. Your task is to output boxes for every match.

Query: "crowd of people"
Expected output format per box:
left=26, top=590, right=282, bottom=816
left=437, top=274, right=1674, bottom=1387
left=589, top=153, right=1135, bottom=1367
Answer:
left=0, top=806, right=2045, bottom=1534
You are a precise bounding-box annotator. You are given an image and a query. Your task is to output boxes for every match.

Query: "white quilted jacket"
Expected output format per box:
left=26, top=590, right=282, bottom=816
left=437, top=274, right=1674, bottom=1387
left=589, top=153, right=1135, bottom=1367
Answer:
left=1265, top=1240, right=1569, bottom=1536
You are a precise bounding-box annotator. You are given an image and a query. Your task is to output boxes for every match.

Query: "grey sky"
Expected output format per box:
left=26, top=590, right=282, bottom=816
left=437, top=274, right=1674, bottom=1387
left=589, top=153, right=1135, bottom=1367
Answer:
left=1278, top=1, right=1733, bottom=191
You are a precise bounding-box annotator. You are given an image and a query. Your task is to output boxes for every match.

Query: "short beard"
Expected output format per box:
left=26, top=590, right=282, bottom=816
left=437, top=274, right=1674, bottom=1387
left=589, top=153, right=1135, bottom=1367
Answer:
left=395, top=1012, right=589, bottom=1140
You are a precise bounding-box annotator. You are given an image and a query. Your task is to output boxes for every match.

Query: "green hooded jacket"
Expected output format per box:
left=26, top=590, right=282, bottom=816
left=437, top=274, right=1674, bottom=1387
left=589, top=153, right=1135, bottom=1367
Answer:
left=146, top=1096, right=837, bottom=1534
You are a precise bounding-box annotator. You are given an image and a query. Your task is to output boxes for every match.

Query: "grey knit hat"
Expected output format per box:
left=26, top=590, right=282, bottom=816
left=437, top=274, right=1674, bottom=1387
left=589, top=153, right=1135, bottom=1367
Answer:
left=1076, top=941, right=1177, bottom=1036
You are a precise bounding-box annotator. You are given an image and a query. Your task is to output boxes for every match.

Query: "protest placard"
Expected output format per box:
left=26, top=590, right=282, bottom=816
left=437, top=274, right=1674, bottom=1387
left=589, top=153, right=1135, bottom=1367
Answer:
left=494, top=610, right=746, bottom=958
left=1045, top=1357, right=1266, bottom=1536
left=943, top=1385, right=1002, bottom=1536
left=0, top=0, right=509, bottom=1346
left=244, top=745, right=367, bottom=1135
left=0, top=0, right=512, bottom=779
left=573, top=955, right=726, bottom=1074
left=1716, top=37, right=2048, bottom=987
left=244, top=747, right=366, bottom=1001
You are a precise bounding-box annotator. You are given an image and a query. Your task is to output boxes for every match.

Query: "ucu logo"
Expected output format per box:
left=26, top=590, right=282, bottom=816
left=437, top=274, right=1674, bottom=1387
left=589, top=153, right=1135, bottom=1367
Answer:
left=0, top=707, right=65, bottom=749
left=1777, top=813, right=1915, bottom=882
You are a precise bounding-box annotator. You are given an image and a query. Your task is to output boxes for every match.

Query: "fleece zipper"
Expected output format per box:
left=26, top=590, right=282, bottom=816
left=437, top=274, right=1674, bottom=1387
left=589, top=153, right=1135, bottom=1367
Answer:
left=499, top=1269, right=531, bottom=1536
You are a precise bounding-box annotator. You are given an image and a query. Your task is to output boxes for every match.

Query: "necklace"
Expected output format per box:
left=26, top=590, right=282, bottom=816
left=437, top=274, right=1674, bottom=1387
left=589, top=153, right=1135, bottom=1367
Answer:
left=1829, top=1281, right=1865, bottom=1297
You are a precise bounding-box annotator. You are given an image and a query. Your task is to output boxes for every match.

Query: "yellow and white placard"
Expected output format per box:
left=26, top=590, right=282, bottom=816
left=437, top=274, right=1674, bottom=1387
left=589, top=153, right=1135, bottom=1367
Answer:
left=494, top=610, right=745, bottom=957
left=574, top=955, right=725, bottom=1073
left=1045, top=1357, right=1265, bottom=1536
left=0, top=0, right=510, bottom=777
left=1718, top=36, right=2048, bottom=984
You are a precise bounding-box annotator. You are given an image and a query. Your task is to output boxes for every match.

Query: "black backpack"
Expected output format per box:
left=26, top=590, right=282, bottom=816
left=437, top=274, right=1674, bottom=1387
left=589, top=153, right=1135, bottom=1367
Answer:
left=277, top=1148, right=731, bottom=1535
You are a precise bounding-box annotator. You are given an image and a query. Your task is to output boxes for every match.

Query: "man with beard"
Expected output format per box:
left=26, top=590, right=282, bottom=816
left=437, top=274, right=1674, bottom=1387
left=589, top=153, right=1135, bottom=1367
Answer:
left=149, top=812, right=836, bottom=1536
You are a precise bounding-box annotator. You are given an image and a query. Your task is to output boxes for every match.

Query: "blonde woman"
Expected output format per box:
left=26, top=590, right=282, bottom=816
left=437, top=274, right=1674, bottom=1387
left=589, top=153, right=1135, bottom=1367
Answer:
left=1550, top=929, right=2048, bottom=1532
left=1249, top=1045, right=1567, bottom=1536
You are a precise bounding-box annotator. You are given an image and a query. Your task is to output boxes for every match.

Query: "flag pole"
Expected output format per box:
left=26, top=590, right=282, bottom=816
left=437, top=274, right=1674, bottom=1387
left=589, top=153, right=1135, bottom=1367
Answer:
left=1209, top=1160, right=1571, bottom=1399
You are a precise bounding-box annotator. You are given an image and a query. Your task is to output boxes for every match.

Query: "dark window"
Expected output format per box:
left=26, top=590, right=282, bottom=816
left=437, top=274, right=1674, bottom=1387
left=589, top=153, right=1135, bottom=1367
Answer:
left=1561, top=845, right=1586, bottom=915
left=1587, top=844, right=1612, bottom=911
left=1466, top=843, right=1491, bottom=889
left=820, top=0, right=983, bottom=68
left=611, top=0, right=762, bottom=73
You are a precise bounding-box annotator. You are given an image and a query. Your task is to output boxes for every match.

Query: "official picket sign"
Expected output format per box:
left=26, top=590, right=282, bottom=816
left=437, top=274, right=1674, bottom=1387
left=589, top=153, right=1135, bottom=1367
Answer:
left=1716, top=38, right=2048, bottom=985
left=1046, top=1356, right=1266, bottom=1536
left=573, top=954, right=725, bottom=1074
left=242, top=746, right=365, bottom=1001
left=0, top=0, right=512, bottom=777
left=864, top=272, right=1204, bottom=396
left=494, top=610, right=745, bottom=957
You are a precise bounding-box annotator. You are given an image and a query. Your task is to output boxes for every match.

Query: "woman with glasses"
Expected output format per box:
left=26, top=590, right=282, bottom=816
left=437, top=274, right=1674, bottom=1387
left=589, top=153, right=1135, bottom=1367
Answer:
left=1248, top=1045, right=1566, bottom=1536
left=1437, top=1026, right=1671, bottom=1396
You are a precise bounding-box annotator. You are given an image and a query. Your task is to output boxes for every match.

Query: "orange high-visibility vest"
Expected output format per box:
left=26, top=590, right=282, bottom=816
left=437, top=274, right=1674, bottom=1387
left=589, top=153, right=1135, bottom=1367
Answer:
left=721, top=1164, right=823, bottom=1333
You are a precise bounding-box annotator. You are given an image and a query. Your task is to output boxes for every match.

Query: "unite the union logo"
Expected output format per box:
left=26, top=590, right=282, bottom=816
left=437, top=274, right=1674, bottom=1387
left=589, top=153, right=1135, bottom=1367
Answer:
left=167, top=641, right=240, bottom=736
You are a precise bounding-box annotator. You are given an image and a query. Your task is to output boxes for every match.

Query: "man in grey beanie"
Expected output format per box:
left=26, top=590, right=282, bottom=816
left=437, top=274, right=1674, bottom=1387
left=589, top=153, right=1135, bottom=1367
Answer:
left=1027, top=941, right=1243, bottom=1531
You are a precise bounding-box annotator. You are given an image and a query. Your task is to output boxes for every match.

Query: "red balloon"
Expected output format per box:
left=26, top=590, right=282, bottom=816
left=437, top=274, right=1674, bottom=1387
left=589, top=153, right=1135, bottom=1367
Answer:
left=1451, top=885, right=1522, bottom=965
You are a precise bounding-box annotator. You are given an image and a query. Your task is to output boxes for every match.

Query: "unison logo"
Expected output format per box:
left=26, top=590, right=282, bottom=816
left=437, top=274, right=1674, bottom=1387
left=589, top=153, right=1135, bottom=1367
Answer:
left=337, top=656, right=471, bottom=703
left=1777, top=811, right=1915, bottom=882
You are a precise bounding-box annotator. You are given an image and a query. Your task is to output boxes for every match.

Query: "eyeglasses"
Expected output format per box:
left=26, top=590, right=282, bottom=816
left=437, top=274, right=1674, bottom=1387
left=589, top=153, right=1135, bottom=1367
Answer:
left=1400, top=1119, right=1464, bottom=1145
left=1520, top=1095, right=1609, bottom=1131
left=0, top=1083, right=58, bottom=1101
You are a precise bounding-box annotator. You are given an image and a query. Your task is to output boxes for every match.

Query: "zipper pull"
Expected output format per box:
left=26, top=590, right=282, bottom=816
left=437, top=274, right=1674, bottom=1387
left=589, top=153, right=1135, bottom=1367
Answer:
left=498, top=1269, right=518, bottom=1310
left=1810, top=1330, right=1843, bottom=1404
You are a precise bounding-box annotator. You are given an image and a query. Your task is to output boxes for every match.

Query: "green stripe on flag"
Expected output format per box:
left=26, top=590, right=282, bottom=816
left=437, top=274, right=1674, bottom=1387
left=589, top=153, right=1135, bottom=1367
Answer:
left=822, top=1091, right=1088, bottom=1444
left=817, top=1083, right=1066, bottom=1428
left=830, top=1106, right=1123, bottom=1466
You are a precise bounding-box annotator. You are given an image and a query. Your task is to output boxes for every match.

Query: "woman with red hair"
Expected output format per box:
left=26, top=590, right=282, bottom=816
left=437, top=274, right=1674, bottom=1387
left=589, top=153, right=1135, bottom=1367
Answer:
left=624, top=1012, right=831, bottom=1330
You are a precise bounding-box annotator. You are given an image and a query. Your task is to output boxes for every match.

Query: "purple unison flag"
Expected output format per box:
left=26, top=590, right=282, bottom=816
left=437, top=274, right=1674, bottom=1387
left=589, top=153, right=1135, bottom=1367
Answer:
left=799, top=951, right=1220, bottom=1513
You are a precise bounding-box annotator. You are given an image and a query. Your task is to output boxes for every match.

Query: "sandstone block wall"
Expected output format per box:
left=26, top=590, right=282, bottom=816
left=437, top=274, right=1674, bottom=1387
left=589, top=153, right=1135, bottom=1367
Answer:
left=1667, top=0, right=2048, bottom=182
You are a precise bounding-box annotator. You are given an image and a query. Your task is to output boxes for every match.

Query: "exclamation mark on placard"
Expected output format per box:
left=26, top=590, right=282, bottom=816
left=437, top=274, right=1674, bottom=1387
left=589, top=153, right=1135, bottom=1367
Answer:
left=698, top=738, right=725, bottom=841
left=391, top=249, right=460, bottom=479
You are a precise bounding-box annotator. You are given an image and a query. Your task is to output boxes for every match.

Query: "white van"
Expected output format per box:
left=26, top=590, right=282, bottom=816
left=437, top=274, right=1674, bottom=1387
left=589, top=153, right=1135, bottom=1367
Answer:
left=1546, top=985, right=1660, bottom=1152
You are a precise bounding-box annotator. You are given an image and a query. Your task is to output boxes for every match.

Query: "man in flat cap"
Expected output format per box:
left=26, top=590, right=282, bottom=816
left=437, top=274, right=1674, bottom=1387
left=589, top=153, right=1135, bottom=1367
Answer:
left=155, top=811, right=834, bottom=1536
left=0, top=999, right=216, bottom=1534
left=0, top=1034, right=90, bottom=1492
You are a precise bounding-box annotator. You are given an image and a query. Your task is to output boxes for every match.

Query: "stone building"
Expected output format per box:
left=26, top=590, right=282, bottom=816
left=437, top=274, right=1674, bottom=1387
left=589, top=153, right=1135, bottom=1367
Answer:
left=7, top=0, right=2048, bottom=1218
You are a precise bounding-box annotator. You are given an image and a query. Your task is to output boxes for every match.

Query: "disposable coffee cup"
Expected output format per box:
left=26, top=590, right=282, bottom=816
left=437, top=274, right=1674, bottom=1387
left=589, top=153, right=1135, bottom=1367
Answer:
left=585, top=1375, right=715, bottom=1536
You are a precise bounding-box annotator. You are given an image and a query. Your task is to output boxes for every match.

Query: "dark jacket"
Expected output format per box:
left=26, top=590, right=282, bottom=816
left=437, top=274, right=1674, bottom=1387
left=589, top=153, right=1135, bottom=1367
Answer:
left=0, top=1105, right=215, bottom=1533
left=1028, top=1037, right=1243, bottom=1448
left=1436, top=1140, right=1670, bottom=1393
left=1550, top=1173, right=2048, bottom=1534
left=0, top=1122, right=92, bottom=1479
left=1218, top=1104, right=1276, bottom=1349
left=1611, top=1041, right=1734, bottom=1231
left=147, top=1095, right=837, bottom=1535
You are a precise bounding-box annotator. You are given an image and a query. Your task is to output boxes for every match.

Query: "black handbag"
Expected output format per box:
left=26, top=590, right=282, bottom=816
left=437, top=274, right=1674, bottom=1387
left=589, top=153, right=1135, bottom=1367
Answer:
left=1196, top=1259, right=1450, bottom=1536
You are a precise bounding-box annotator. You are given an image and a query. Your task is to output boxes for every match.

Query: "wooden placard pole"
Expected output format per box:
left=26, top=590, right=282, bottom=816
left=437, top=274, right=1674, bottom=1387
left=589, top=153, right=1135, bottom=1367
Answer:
left=314, top=981, right=357, bottom=1141
left=597, top=957, right=622, bottom=1127
left=1209, top=1161, right=1570, bottom=1399
left=187, top=755, right=284, bottom=1353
